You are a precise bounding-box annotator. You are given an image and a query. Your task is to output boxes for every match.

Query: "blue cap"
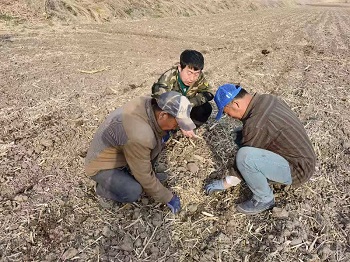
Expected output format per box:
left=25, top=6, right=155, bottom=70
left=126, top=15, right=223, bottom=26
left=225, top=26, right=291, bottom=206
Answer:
left=214, top=84, right=242, bottom=120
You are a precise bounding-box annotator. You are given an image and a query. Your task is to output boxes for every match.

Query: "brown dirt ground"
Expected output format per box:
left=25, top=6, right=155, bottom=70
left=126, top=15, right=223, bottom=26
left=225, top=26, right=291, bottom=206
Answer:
left=1, top=3, right=350, bottom=262
left=0, top=0, right=301, bottom=23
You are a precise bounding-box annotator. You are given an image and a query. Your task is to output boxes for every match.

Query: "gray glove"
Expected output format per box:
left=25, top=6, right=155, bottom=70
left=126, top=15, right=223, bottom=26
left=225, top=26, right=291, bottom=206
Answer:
left=205, top=179, right=225, bottom=195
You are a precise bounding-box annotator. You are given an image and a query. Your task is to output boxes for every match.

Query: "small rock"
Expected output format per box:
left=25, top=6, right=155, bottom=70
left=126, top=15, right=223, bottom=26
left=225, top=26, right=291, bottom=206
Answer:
left=346, top=222, right=350, bottom=230
left=282, top=229, right=291, bottom=237
left=141, top=198, right=149, bottom=205
left=193, top=155, right=205, bottom=162
left=14, top=195, right=28, bottom=202
left=62, top=247, right=78, bottom=260
left=178, top=166, right=187, bottom=172
left=187, top=162, right=199, bottom=173
left=318, top=246, right=332, bottom=260
left=267, top=234, right=275, bottom=240
left=94, top=229, right=101, bottom=237
left=102, top=226, right=112, bottom=237
left=152, top=219, right=162, bottom=227
left=111, top=238, right=118, bottom=246
left=133, top=213, right=140, bottom=220
left=150, top=246, right=159, bottom=254
left=155, top=163, right=167, bottom=172
left=34, top=145, right=43, bottom=154
left=218, top=233, right=230, bottom=243
left=120, top=235, right=133, bottom=252
left=40, top=138, right=54, bottom=147
left=290, top=238, right=303, bottom=246
left=140, top=232, right=148, bottom=239
left=33, top=184, right=43, bottom=192
left=45, top=253, right=57, bottom=261
left=98, top=197, right=114, bottom=209
left=272, top=207, right=289, bottom=219
left=152, top=213, right=163, bottom=227
left=173, top=235, right=180, bottom=242
left=308, top=254, right=321, bottom=262
left=134, top=238, right=142, bottom=247
left=187, top=203, right=198, bottom=213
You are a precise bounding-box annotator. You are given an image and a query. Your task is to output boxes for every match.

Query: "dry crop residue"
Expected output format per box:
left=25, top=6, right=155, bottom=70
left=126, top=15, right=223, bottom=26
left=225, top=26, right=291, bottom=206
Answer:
left=0, top=4, right=349, bottom=262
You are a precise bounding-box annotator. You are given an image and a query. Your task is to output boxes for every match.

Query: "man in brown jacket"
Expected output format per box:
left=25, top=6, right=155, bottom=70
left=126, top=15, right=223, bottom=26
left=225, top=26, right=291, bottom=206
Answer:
left=85, top=91, right=195, bottom=214
left=205, top=84, right=316, bottom=215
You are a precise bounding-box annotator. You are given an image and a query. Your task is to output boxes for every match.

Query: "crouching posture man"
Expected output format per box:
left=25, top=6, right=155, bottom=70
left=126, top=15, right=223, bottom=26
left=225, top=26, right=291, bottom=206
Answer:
left=205, top=84, right=316, bottom=215
left=85, top=91, right=196, bottom=214
left=152, top=49, right=214, bottom=137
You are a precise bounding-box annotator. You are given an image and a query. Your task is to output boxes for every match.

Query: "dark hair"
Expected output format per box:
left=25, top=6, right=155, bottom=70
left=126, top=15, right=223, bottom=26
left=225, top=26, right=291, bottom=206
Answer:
left=234, top=87, right=248, bottom=100
left=152, top=98, right=175, bottom=118
left=152, top=98, right=162, bottom=112
left=180, top=50, right=204, bottom=71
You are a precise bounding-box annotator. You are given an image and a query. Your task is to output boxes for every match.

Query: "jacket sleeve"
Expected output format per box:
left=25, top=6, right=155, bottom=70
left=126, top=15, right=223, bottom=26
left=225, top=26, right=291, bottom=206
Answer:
left=123, top=140, right=173, bottom=204
left=151, top=70, right=173, bottom=98
left=188, top=91, right=213, bottom=107
left=189, top=76, right=213, bottom=107
left=151, top=82, right=171, bottom=98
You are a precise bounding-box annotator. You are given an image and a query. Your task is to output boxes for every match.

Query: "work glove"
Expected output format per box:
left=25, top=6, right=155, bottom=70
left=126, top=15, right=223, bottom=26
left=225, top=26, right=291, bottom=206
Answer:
left=202, top=91, right=214, bottom=102
left=167, top=195, right=181, bottom=214
left=162, top=131, right=171, bottom=143
left=205, top=179, right=225, bottom=195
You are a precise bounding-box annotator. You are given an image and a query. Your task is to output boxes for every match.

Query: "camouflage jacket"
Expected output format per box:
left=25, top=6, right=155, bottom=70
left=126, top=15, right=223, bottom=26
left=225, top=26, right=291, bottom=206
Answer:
left=151, top=66, right=213, bottom=107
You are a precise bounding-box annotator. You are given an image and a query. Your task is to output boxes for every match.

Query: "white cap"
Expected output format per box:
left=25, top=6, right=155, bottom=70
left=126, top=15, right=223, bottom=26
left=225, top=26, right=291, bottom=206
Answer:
left=157, top=91, right=196, bottom=131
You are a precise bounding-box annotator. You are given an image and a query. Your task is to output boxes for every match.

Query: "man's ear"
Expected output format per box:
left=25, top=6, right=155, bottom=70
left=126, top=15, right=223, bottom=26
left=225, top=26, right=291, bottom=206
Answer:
left=226, top=101, right=234, bottom=109
left=178, top=64, right=182, bottom=71
left=159, top=111, right=168, bottom=120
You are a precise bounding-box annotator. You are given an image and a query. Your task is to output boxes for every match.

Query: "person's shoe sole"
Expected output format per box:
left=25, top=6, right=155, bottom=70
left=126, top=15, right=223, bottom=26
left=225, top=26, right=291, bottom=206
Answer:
left=236, top=201, right=275, bottom=215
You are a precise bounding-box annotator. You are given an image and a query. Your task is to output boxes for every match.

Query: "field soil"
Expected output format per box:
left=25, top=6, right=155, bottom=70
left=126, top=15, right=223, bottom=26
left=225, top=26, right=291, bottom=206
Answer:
left=0, top=0, right=313, bottom=23
left=1, top=2, right=350, bottom=262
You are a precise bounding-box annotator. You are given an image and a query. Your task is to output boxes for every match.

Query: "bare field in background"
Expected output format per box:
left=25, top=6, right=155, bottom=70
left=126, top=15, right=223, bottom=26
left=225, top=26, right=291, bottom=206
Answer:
left=1, top=3, right=350, bottom=262
left=0, top=0, right=346, bottom=23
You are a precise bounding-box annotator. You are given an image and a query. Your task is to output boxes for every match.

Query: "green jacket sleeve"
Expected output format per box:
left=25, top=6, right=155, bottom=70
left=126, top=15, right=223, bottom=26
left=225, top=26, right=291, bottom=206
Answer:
left=187, top=75, right=213, bottom=107
left=151, top=67, right=177, bottom=98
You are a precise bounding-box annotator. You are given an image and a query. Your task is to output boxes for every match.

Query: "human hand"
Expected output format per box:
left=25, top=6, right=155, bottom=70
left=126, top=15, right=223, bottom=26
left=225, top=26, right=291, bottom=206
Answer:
left=205, top=179, right=225, bottom=195
left=203, top=91, right=214, bottom=102
left=167, top=195, right=181, bottom=214
left=181, top=129, right=197, bottom=138
left=162, top=131, right=171, bottom=143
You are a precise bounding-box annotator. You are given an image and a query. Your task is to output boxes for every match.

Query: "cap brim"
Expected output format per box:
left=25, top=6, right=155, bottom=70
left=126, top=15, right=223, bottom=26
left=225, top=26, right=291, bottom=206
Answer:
left=176, top=117, right=196, bottom=131
left=215, top=108, right=224, bottom=120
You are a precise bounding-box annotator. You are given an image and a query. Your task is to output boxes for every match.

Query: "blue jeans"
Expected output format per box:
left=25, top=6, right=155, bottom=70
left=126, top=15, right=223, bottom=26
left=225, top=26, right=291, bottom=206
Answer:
left=236, top=147, right=292, bottom=202
left=92, top=168, right=142, bottom=203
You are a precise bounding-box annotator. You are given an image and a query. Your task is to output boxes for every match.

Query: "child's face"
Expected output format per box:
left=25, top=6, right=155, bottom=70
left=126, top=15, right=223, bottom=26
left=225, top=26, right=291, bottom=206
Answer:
left=178, top=65, right=201, bottom=86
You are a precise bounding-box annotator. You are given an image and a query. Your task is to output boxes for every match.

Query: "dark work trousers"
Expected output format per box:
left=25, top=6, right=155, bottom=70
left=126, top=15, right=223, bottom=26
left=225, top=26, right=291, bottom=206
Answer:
left=190, top=102, right=212, bottom=128
left=91, top=168, right=142, bottom=203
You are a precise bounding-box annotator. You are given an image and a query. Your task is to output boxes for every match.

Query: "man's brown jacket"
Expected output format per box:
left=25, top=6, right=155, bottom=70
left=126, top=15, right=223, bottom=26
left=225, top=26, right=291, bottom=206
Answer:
left=85, top=97, right=173, bottom=204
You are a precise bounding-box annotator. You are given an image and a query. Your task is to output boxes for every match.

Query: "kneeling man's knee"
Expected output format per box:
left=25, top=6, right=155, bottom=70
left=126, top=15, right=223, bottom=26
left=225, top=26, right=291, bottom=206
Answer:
left=236, top=147, right=253, bottom=168
left=123, top=183, right=143, bottom=203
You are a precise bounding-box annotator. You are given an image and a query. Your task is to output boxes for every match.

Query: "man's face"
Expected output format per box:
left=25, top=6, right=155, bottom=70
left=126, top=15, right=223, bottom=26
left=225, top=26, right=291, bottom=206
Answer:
left=178, top=65, right=201, bottom=86
left=157, top=112, right=179, bottom=131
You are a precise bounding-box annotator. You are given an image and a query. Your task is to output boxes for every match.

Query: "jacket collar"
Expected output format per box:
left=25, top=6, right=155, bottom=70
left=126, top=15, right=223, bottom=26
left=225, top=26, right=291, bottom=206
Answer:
left=241, top=93, right=258, bottom=121
left=145, top=99, right=165, bottom=137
